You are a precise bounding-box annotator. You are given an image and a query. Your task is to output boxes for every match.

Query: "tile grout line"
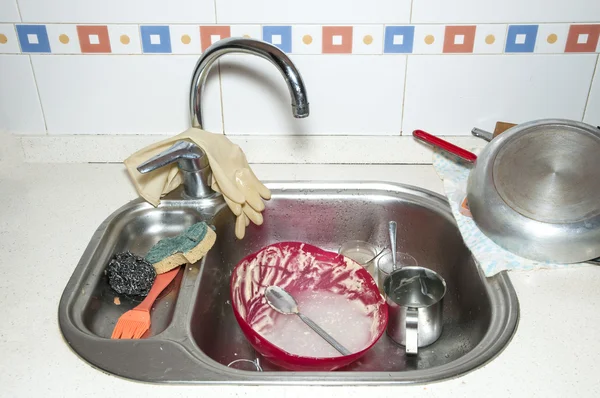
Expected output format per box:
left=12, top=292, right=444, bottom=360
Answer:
left=400, top=0, right=412, bottom=134
left=11, top=23, right=22, bottom=52
left=137, top=23, right=142, bottom=54
left=27, top=55, right=49, bottom=134
left=14, top=0, right=23, bottom=22
left=399, top=55, right=409, bottom=136
left=15, top=0, right=50, bottom=134
left=581, top=54, right=599, bottom=121
left=213, top=0, right=219, bottom=24
left=218, top=61, right=226, bottom=134
left=10, top=22, right=600, bottom=26
left=213, top=0, right=226, bottom=133
left=3, top=52, right=600, bottom=57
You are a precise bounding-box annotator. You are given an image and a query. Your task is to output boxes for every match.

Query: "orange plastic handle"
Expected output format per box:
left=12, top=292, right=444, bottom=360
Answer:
left=135, top=267, right=180, bottom=312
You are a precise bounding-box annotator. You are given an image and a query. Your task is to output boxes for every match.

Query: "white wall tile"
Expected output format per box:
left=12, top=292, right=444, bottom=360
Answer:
left=583, top=56, right=600, bottom=127
left=215, top=0, right=411, bottom=24
left=412, top=0, right=600, bottom=23
left=352, top=25, right=383, bottom=55
left=402, top=55, right=597, bottom=135
left=230, top=25, right=262, bottom=40
left=17, top=0, right=215, bottom=23
left=219, top=54, right=406, bottom=135
left=0, top=55, right=46, bottom=134
left=473, top=24, right=506, bottom=54
left=31, top=55, right=222, bottom=134
left=535, top=24, right=570, bottom=54
left=0, top=0, right=20, bottom=22
left=107, top=25, right=142, bottom=54
left=0, top=24, right=20, bottom=53
left=291, top=25, right=322, bottom=55
left=412, top=25, right=445, bottom=54
left=169, top=25, right=201, bottom=54
left=45, top=24, right=80, bottom=54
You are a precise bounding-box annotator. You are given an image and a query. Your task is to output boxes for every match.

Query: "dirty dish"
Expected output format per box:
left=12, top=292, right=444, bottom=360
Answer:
left=376, top=251, right=418, bottom=294
left=413, top=119, right=600, bottom=263
left=338, top=240, right=378, bottom=278
left=230, top=242, right=388, bottom=371
left=384, top=266, right=447, bottom=355
left=264, top=285, right=351, bottom=356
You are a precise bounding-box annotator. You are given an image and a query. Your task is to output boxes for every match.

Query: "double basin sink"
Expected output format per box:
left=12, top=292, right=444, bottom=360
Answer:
left=58, top=181, right=519, bottom=384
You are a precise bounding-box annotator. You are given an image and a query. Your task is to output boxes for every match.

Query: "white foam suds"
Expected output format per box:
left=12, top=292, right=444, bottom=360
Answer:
left=260, top=290, right=372, bottom=358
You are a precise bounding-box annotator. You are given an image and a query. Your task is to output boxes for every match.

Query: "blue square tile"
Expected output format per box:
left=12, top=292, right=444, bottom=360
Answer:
left=16, top=25, right=51, bottom=53
left=384, top=26, right=414, bottom=53
left=262, top=26, right=292, bottom=53
left=505, top=25, right=538, bottom=53
left=140, top=26, right=172, bottom=53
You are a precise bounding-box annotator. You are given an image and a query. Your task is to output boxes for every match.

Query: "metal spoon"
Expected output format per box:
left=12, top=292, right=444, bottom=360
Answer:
left=419, top=276, right=436, bottom=301
left=264, top=286, right=351, bottom=356
left=389, top=221, right=397, bottom=270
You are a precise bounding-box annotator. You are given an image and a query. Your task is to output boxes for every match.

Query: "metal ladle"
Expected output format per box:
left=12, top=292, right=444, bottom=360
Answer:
left=264, top=286, right=351, bottom=356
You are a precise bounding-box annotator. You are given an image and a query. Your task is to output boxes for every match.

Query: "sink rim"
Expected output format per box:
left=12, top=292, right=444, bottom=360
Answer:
left=58, top=180, right=520, bottom=385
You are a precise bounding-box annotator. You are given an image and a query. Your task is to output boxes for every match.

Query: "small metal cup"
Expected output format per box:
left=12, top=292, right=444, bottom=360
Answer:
left=376, top=251, right=418, bottom=295
left=383, top=266, right=447, bottom=355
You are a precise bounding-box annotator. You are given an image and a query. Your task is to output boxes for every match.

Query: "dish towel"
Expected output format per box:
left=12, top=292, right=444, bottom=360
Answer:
left=432, top=147, right=593, bottom=277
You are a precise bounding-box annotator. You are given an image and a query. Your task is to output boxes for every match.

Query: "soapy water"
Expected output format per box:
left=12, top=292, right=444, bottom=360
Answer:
left=260, top=290, right=373, bottom=358
left=340, top=248, right=376, bottom=279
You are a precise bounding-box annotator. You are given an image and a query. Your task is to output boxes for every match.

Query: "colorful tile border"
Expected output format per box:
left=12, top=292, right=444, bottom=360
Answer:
left=1, top=23, right=599, bottom=55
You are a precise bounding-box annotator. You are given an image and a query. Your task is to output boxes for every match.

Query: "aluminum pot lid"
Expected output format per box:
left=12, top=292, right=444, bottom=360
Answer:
left=492, top=121, right=600, bottom=224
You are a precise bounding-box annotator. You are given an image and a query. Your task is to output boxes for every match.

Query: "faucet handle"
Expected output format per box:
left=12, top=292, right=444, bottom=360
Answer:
left=137, top=140, right=213, bottom=199
left=137, top=140, right=208, bottom=174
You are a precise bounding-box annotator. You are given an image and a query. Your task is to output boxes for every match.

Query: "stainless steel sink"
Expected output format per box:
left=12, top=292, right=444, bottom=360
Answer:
left=58, top=181, right=519, bottom=384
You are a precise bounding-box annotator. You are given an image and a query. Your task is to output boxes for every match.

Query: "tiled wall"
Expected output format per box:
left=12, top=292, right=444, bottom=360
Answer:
left=1, top=0, right=599, bottom=137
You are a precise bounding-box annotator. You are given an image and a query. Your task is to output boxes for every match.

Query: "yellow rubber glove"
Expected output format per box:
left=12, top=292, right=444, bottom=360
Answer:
left=212, top=181, right=263, bottom=240
left=124, top=127, right=271, bottom=239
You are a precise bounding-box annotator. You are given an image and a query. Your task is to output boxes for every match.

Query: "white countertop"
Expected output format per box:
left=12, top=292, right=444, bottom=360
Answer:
left=1, top=156, right=599, bottom=397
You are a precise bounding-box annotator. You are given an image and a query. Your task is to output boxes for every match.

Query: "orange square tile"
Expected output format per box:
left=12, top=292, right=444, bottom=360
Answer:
left=443, top=26, right=476, bottom=53
left=77, top=25, right=111, bottom=53
left=322, top=26, right=353, bottom=53
left=200, top=26, right=231, bottom=51
left=565, top=24, right=600, bottom=53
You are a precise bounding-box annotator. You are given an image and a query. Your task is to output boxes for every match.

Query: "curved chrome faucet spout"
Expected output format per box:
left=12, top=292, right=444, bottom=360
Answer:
left=189, top=37, right=309, bottom=129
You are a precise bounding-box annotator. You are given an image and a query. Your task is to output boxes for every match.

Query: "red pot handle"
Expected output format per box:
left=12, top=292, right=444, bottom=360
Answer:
left=412, top=129, right=477, bottom=164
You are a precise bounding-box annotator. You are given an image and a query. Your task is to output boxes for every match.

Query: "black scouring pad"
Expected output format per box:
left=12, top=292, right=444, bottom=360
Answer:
left=106, top=251, right=156, bottom=296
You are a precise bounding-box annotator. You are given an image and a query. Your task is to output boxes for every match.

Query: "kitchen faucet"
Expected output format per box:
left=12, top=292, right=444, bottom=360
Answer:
left=190, top=37, right=310, bottom=128
left=137, top=37, right=310, bottom=199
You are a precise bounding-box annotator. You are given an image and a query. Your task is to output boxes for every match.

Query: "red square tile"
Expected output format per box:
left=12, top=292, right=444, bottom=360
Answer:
left=322, top=26, right=353, bottom=54
left=565, top=24, right=600, bottom=53
left=200, top=26, right=231, bottom=52
left=443, top=26, right=476, bottom=53
left=77, top=25, right=111, bottom=53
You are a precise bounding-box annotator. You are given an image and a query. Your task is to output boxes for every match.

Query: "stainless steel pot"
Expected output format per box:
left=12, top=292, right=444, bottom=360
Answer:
left=414, top=119, right=600, bottom=264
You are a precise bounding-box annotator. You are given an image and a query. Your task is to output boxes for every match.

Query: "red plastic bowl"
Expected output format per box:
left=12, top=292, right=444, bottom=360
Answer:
left=230, top=241, right=388, bottom=371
